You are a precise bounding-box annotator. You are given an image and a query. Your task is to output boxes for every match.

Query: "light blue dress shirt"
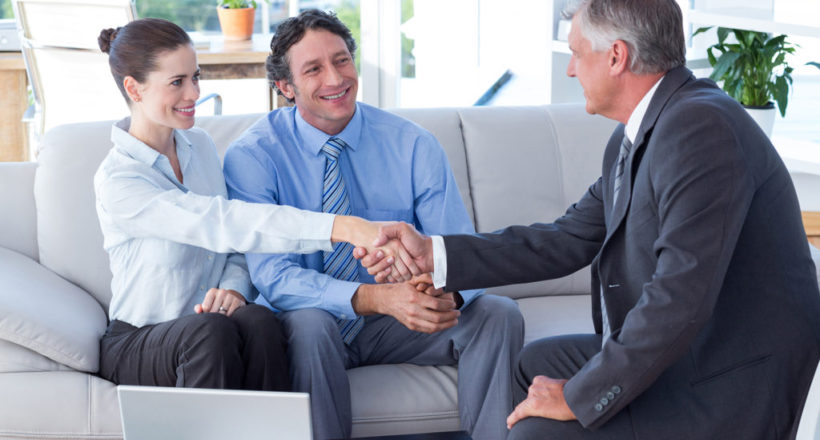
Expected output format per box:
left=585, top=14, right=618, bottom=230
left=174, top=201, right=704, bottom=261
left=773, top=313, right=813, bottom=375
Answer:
left=94, top=118, right=335, bottom=327
left=224, top=103, right=482, bottom=320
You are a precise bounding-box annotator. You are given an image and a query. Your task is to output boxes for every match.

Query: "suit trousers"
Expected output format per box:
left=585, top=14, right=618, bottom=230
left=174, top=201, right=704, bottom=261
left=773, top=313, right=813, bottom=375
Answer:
left=508, top=334, right=635, bottom=440
left=280, top=294, right=524, bottom=440
left=99, top=304, right=290, bottom=391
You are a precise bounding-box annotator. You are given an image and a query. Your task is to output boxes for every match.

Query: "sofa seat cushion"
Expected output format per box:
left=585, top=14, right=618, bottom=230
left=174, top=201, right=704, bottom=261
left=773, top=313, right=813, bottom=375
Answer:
left=349, top=364, right=459, bottom=437
left=0, top=247, right=107, bottom=372
left=0, top=371, right=121, bottom=439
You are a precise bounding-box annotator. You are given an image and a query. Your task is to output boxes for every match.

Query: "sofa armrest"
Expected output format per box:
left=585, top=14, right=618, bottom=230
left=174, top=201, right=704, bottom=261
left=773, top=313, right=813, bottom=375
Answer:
left=0, top=247, right=107, bottom=372
left=0, top=162, right=38, bottom=261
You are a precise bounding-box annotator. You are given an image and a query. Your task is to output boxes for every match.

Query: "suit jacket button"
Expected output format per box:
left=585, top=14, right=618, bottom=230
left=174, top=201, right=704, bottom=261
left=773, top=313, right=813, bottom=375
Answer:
left=594, top=403, right=603, bottom=412
left=612, top=385, right=621, bottom=394
left=600, top=397, right=609, bottom=405
left=607, top=392, right=615, bottom=400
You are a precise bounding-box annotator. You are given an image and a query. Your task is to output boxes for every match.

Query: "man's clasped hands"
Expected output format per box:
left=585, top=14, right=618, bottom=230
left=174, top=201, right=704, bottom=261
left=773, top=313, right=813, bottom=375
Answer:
left=350, top=220, right=461, bottom=334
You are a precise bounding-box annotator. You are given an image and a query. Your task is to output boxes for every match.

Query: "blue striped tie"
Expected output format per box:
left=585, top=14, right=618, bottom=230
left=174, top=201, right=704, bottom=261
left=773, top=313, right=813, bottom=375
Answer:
left=321, top=137, right=364, bottom=344
left=602, top=134, right=632, bottom=346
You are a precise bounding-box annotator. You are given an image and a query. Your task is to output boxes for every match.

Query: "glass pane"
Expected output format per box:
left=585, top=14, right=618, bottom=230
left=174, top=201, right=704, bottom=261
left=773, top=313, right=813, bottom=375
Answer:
left=772, top=35, right=820, bottom=143
left=137, top=0, right=221, bottom=32
left=266, top=0, right=290, bottom=33
left=401, top=0, right=415, bottom=78
left=0, top=0, right=12, bottom=19
left=328, top=0, right=360, bottom=70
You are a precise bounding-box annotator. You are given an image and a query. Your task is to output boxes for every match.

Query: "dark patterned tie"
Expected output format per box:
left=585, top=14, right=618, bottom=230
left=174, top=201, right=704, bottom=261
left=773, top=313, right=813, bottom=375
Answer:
left=321, top=137, right=364, bottom=344
left=602, top=134, right=632, bottom=344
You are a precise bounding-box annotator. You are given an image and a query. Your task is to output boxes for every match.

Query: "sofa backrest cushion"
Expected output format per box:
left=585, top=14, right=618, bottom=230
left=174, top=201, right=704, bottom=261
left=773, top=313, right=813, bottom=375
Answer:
left=35, top=120, right=115, bottom=309
left=457, top=105, right=617, bottom=298
left=0, top=162, right=38, bottom=261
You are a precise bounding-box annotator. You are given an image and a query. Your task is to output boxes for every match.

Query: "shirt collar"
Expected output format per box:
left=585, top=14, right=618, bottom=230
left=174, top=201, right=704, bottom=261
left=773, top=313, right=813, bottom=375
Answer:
left=624, top=75, right=664, bottom=143
left=294, top=103, right=362, bottom=155
left=111, top=117, right=193, bottom=183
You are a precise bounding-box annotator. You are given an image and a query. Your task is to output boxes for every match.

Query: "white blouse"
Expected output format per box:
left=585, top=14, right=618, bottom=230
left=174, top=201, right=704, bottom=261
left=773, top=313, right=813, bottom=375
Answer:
left=94, top=118, right=334, bottom=327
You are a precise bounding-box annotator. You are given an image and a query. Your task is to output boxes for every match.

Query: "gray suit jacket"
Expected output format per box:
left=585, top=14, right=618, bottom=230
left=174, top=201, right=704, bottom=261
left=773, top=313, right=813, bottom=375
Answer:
left=444, top=66, right=820, bottom=439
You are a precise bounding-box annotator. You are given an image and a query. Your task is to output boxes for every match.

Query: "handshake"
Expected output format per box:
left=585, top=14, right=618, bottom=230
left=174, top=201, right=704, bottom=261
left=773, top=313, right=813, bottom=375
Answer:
left=331, top=217, right=457, bottom=333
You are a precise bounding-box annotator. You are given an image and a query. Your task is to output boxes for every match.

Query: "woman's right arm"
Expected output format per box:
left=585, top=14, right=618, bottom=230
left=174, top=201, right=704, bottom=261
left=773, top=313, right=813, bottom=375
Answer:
left=97, top=169, right=334, bottom=255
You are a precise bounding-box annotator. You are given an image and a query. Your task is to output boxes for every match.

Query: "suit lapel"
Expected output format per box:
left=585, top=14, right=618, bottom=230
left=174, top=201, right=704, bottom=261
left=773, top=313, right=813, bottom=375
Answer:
left=604, top=66, right=695, bottom=241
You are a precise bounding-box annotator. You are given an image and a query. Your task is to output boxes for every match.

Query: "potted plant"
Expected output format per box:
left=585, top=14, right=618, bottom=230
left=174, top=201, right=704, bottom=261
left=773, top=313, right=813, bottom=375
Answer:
left=694, top=26, right=795, bottom=136
left=217, top=0, right=257, bottom=41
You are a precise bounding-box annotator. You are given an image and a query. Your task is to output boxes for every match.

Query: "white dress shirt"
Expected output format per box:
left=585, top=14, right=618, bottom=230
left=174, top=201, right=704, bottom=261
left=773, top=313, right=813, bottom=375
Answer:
left=95, top=118, right=335, bottom=327
left=431, top=76, right=665, bottom=290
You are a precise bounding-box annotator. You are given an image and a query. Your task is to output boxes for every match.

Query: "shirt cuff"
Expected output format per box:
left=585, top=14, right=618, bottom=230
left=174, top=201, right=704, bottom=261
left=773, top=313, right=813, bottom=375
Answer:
left=219, top=277, right=254, bottom=302
left=322, top=278, right=362, bottom=319
left=432, top=235, right=447, bottom=289
left=299, top=212, right=335, bottom=253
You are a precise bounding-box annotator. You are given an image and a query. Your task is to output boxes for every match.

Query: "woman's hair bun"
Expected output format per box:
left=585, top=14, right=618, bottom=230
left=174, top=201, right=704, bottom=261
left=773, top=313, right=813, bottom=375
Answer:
left=98, top=27, right=120, bottom=53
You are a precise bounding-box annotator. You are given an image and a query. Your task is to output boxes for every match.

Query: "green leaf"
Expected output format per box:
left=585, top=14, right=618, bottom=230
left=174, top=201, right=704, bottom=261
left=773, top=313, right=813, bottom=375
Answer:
left=808, top=61, right=820, bottom=70
left=710, top=51, right=741, bottom=82
left=706, top=48, right=717, bottom=67
left=693, top=26, right=713, bottom=37
left=717, top=27, right=730, bottom=43
left=774, top=75, right=788, bottom=117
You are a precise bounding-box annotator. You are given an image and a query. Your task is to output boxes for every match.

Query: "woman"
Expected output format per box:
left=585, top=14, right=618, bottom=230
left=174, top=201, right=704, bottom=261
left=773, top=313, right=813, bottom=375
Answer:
left=94, top=18, right=404, bottom=391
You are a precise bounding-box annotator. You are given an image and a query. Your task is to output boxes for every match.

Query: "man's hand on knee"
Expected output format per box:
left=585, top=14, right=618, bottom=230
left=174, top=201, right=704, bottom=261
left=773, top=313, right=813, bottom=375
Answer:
left=506, top=376, right=576, bottom=429
left=351, top=282, right=460, bottom=333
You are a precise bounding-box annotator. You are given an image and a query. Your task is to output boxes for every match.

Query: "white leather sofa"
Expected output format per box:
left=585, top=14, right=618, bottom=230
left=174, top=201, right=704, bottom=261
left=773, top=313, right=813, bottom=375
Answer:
left=1, top=104, right=818, bottom=439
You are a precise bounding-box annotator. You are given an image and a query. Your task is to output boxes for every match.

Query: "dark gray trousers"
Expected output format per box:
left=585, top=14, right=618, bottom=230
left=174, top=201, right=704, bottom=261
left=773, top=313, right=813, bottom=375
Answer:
left=508, top=334, right=636, bottom=440
left=280, top=294, right=525, bottom=440
left=99, top=304, right=290, bottom=391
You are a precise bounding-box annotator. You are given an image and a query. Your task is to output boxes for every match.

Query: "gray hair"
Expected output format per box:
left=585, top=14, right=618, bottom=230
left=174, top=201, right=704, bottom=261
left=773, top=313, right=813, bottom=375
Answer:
left=564, top=0, right=686, bottom=74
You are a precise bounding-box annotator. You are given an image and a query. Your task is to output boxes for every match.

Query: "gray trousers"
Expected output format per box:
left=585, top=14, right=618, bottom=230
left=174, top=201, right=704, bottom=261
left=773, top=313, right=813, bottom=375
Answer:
left=280, top=294, right=524, bottom=440
left=508, top=334, right=636, bottom=440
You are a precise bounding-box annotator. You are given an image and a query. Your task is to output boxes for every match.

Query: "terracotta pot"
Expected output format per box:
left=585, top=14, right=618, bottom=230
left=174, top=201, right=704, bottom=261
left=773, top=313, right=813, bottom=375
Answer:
left=216, top=7, right=255, bottom=41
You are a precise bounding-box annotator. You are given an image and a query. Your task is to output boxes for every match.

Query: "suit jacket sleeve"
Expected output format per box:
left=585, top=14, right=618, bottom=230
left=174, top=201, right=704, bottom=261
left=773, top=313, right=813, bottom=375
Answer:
left=443, top=176, right=608, bottom=291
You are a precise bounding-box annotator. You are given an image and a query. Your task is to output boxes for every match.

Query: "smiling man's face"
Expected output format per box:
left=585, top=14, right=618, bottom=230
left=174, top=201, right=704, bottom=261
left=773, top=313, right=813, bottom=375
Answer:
left=276, top=29, right=358, bottom=135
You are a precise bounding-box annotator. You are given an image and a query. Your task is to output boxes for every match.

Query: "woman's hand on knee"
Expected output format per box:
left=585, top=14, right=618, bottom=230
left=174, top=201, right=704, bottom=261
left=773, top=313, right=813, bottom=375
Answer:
left=194, top=288, right=247, bottom=316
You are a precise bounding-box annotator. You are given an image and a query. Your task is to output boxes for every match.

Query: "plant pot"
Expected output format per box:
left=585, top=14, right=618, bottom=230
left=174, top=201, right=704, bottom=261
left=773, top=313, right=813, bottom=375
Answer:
left=744, top=102, right=776, bottom=137
left=216, top=7, right=255, bottom=41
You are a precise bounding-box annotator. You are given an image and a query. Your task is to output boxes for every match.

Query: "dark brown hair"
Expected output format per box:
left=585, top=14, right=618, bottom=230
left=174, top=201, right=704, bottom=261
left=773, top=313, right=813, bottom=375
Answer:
left=98, top=18, right=192, bottom=105
left=266, top=9, right=357, bottom=102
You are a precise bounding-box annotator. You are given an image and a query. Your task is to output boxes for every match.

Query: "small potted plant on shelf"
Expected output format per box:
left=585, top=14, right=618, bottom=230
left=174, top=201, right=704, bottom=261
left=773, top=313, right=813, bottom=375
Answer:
left=694, top=26, right=795, bottom=136
left=217, top=0, right=257, bottom=41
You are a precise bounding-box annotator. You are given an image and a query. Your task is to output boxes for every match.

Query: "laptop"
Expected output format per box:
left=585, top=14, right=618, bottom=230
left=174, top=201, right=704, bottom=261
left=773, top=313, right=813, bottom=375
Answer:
left=117, top=385, right=312, bottom=440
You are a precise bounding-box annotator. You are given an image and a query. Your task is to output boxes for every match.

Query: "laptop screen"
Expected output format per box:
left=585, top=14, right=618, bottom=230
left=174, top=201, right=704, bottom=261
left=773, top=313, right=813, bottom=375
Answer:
left=117, top=385, right=312, bottom=440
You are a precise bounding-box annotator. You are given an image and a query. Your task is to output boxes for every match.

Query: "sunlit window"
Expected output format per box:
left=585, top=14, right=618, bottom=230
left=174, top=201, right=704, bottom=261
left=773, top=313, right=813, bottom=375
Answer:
left=1, top=0, right=12, bottom=19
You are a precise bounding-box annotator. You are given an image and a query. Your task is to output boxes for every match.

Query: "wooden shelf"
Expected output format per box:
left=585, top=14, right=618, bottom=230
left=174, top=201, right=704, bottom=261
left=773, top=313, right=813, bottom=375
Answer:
left=804, top=211, right=820, bottom=237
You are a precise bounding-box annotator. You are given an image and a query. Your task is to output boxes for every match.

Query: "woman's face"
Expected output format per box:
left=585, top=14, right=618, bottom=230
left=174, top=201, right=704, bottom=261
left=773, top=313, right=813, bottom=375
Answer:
left=132, top=44, right=200, bottom=130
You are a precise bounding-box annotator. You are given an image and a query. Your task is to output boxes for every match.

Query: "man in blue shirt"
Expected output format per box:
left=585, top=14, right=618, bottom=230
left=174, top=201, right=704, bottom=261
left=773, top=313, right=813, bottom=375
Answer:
left=223, top=9, right=524, bottom=440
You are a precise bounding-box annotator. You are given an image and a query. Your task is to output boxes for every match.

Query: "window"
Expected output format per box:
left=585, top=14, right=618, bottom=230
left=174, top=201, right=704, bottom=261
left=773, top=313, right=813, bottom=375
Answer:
left=137, top=0, right=292, bottom=34
left=772, top=35, right=820, bottom=144
left=1, top=0, right=13, bottom=19
left=330, top=0, right=360, bottom=70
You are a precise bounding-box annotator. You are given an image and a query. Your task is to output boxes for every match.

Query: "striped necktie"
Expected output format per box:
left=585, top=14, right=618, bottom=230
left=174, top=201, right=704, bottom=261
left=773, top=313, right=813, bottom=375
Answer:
left=602, top=134, right=632, bottom=345
left=321, top=137, right=364, bottom=344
